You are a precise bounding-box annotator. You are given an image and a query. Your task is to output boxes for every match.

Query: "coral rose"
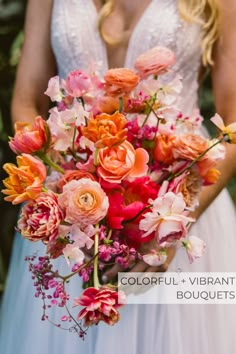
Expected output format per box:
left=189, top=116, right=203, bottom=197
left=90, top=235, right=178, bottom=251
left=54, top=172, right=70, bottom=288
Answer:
left=82, top=111, right=128, bottom=148
left=17, top=192, right=64, bottom=242
left=58, top=178, right=109, bottom=226
left=134, top=46, right=176, bottom=79
left=173, top=134, right=208, bottom=161
left=154, top=134, right=176, bottom=165
left=74, top=287, right=124, bottom=326
left=97, top=140, right=149, bottom=183
left=104, top=68, right=139, bottom=96
left=2, top=154, right=46, bottom=204
left=9, top=116, right=48, bottom=154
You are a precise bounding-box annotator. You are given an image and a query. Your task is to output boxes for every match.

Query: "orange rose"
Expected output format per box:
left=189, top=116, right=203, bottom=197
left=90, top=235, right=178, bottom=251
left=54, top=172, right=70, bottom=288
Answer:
left=104, top=68, right=140, bottom=96
left=97, top=140, right=149, bottom=183
left=134, top=46, right=176, bottom=79
left=82, top=111, right=128, bottom=148
left=154, top=134, right=176, bottom=164
left=173, top=134, right=208, bottom=161
left=2, top=154, right=46, bottom=204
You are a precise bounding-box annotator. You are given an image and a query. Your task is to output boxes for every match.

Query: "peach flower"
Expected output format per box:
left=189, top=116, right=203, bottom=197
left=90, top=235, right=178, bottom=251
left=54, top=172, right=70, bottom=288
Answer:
left=9, top=116, right=48, bottom=154
left=2, top=154, right=46, bottom=204
left=173, top=134, right=208, bottom=161
left=58, top=178, right=109, bottom=226
left=82, top=111, right=128, bottom=148
left=57, top=170, right=96, bottom=191
left=134, top=46, right=176, bottom=79
left=211, top=113, right=236, bottom=143
left=154, top=134, right=176, bottom=164
left=97, top=140, right=149, bottom=183
left=104, top=68, right=140, bottom=96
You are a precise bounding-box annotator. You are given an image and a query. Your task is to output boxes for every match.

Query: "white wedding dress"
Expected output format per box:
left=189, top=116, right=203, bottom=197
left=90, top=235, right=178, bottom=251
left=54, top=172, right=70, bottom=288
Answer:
left=1, top=1, right=236, bottom=353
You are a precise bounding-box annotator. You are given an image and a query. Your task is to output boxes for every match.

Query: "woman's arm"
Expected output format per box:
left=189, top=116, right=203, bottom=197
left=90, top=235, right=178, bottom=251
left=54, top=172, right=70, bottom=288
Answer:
left=11, top=0, right=56, bottom=125
left=193, top=0, right=236, bottom=220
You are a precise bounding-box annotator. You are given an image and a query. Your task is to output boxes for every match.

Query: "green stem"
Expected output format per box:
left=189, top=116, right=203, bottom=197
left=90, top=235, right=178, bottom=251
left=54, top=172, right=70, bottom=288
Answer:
left=93, top=228, right=100, bottom=289
left=119, top=97, right=123, bottom=113
left=168, top=137, right=224, bottom=181
left=37, top=153, right=65, bottom=174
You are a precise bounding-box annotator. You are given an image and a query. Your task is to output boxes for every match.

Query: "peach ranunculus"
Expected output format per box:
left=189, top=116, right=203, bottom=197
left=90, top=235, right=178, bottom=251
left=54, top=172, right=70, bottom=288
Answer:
left=57, top=170, right=96, bottom=191
left=58, top=178, right=109, bottom=226
left=134, top=46, right=176, bottom=79
left=104, top=68, right=140, bottom=96
left=154, top=134, right=176, bottom=165
left=9, top=116, right=48, bottom=154
left=82, top=111, right=128, bottom=148
left=97, top=140, right=149, bottom=183
left=172, top=134, right=208, bottom=161
left=17, top=192, right=64, bottom=242
left=2, top=154, right=46, bottom=204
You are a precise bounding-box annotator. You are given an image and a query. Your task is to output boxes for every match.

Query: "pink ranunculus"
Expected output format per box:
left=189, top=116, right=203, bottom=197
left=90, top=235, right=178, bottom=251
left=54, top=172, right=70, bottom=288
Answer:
left=97, top=140, right=149, bottom=183
left=183, top=235, right=206, bottom=264
left=58, top=178, right=109, bottom=226
left=9, top=116, right=48, bottom=154
left=134, top=46, right=176, bottom=79
left=139, top=192, right=194, bottom=246
left=17, top=192, right=64, bottom=242
left=65, top=70, right=93, bottom=97
left=73, top=287, right=124, bottom=326
left=44, top=76, right=62, bottom=102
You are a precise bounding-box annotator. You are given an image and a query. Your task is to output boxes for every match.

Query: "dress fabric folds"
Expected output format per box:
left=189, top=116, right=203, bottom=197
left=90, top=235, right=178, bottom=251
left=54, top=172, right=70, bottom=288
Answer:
left=1, top=1, right=236, bottom=353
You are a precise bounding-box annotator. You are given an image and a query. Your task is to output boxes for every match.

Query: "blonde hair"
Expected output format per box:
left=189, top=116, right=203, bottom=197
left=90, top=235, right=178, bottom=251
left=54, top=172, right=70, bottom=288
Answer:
left=98, top=0, right=220, bottom=66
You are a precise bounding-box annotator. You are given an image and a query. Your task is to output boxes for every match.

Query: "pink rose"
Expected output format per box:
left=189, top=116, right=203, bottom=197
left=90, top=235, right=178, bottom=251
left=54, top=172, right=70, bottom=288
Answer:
left=9, top=116, right=48, bottom=154
left=17, top=192, right=64, bottom=242
left=134, top=46, right=176, bottom=79
left=139, top=192, right=194, bottom=246
left=73, top=287, right=124, bottom=326
left=65, top=70, right=92, bottom=97
left=98, top=140, right=149, bottom=183
left=58, top=178, right=109, bottom=226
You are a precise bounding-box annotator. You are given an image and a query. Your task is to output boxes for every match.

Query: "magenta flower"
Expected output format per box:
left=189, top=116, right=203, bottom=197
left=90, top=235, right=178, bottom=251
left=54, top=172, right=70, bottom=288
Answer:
left=73, top=287, right=124, bottom=326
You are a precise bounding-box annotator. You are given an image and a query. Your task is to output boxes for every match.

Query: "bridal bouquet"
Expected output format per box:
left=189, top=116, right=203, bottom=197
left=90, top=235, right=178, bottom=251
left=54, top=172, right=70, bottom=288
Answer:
left=2, top=46, right=235, bottom=338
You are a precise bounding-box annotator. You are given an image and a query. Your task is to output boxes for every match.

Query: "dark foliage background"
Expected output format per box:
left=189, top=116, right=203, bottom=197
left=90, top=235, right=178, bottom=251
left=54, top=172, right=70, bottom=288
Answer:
left=0, top=0, right=235, bottom=297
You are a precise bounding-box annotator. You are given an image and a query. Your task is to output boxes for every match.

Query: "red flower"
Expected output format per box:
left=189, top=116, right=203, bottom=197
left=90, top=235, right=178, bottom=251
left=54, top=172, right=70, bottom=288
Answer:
left=74, top=287, right=124, bottom=326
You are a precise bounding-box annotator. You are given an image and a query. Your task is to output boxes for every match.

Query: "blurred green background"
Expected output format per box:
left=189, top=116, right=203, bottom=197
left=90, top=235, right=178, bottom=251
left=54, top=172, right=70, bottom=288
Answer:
left=0, top=0, right=235, bottom=298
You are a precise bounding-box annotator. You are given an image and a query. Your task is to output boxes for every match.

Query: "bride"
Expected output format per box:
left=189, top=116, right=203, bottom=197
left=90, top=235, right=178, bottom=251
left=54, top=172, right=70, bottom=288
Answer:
left=1, top=0, right=236, bottom=353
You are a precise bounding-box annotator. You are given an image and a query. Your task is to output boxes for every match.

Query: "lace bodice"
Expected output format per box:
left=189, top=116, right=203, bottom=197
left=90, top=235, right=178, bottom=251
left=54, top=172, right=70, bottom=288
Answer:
left=51, top=0, right=203, bottom=114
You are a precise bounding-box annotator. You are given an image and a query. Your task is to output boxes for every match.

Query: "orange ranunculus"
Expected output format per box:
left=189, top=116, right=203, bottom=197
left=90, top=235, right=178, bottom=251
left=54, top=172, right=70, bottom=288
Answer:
left=154, top=134, right=176, bottom=164
left=95, top=96, right=146, bottom=115
left=9, top=116, right=48, bottom=154
left=173, top=134, right=208, bottom=161
left=134, top=46, right=176, bottom=79
left=97, top=140, right=149, bottom=183
left=2, top=154, right=46, bottom=204
left=104, top=68, right=140, bottom=96
left=82, top=111, right=128, bottom=148
left=57, top=170, right=96, bottom=191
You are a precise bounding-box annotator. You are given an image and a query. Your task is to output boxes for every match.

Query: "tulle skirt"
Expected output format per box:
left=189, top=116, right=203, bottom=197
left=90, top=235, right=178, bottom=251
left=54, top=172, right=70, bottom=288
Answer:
left=1, top=188, right=236, bottom=354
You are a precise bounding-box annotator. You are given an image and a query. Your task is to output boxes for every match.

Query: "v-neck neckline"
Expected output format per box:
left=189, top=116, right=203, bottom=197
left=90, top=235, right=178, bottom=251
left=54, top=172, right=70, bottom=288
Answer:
left=90, top=0, right=155, bottom=69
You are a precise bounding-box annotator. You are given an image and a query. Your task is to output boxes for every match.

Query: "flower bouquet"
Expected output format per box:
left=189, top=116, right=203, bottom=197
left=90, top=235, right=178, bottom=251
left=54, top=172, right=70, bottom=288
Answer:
left=2, top=46, right=235, bottom=338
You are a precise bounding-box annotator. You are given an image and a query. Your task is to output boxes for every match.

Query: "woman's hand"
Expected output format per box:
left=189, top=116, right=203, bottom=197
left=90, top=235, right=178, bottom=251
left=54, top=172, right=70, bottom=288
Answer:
left=101, top=240, right=176, bottom=284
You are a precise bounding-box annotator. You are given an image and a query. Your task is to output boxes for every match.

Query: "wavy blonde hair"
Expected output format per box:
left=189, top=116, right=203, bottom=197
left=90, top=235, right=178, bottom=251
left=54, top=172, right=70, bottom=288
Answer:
left=98, top=0, right=220, bottom=66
